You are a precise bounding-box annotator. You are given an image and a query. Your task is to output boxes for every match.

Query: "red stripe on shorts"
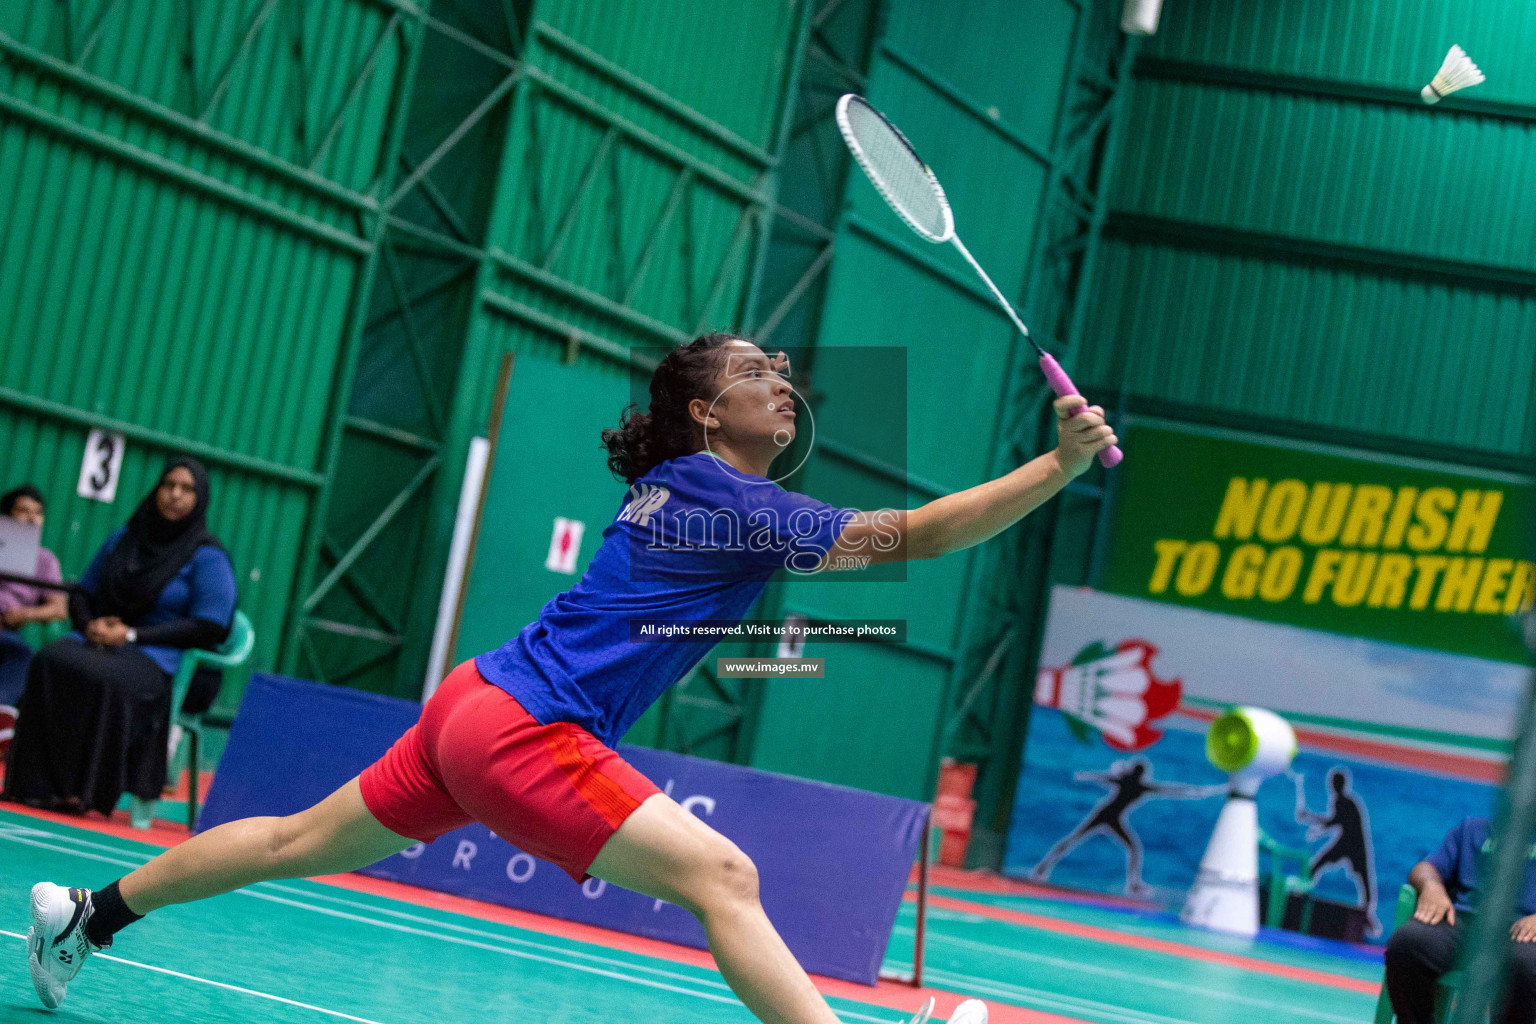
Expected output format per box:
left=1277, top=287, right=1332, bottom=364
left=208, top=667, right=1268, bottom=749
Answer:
left=543, top=724, right=641, bottom=830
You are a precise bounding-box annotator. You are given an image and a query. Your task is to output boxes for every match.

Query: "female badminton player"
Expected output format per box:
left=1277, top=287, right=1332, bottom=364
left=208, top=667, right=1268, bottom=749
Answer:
left=28, top=333, right=1117, bottom=1024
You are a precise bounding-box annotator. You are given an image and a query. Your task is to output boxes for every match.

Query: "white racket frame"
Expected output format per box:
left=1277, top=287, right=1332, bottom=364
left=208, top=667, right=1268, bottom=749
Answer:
left=834, top=93, right=1039, bottom=349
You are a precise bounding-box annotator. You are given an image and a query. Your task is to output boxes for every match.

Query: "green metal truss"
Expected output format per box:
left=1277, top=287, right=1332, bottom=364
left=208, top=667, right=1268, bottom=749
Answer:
left=0, top=0, right=429, bottom=711
left=943, top=0, right=1140, bottom=867
left=636, top=0, right=884, bottom=764
left=282, top=0, right=520, bottom=693
left=285, top=1, right=816, bottom=700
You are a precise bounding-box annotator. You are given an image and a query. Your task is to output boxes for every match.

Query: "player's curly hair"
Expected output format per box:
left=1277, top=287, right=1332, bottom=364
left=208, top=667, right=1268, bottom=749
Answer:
left=601, top=332, right=741, bottom=484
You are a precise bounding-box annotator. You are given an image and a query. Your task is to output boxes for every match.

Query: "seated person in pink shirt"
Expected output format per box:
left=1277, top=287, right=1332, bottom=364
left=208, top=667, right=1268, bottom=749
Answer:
left=0, top=485, right=67, bottom=722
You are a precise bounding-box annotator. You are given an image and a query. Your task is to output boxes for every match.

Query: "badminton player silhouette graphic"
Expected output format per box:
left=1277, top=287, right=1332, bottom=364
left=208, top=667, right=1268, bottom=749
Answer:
left=1295, top=766, right=1380, bottom=936
left=27, top=333, right=1116, bottom=1024
left=1030, top=757, right=1225, bottom=896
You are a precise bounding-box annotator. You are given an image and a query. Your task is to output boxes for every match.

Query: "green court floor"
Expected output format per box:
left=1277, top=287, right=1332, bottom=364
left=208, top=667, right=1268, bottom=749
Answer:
left=885, top=901, right=1377, bottom=1024
left=0, top=809, right=1382, bottom=1024
left=917, top=884, right=1387, bottom=983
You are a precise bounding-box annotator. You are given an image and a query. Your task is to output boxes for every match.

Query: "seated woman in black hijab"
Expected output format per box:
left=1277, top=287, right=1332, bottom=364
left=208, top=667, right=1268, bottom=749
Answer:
left=2, top=458, right=237, bottom=816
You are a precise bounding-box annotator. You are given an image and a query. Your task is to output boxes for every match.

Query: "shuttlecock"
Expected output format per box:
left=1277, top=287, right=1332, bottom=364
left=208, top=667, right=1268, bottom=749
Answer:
left=1421, top=45, right=1485, bottom=104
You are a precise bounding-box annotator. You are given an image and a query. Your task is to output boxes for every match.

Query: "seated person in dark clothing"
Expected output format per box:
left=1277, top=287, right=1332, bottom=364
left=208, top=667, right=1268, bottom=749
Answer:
left=1386, top=816, right=1536, bottom=1024
left=0, top=484, right=68, bottom=714
left=2, top=458, right=237, bottom=816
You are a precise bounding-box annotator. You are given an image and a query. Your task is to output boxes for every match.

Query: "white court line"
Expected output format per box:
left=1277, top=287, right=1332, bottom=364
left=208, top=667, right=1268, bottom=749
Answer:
left=0, top=823, right=909, bottom=1024
left=1, top=824, right=730, bottom=985
left=0, top=826, right=739, bottom=1008
left=0, top=824, right=739, bottom=997
left=890, top=923, right=1365, bottom=1024
left=0, top=928, right=389, bottom=1024
left=263, top=881, right=738, bottom=992
left=886, top=961, right=1193, bottom=1024
left=0, top=822, right=162, bottom=855
left=905, top=959, right=1358, bottom=1024
left=238, top=888, right=908, bottom=1023
left=0, top=829, right=144, bottom=872
left=248, top=887, right=747, bottom=1005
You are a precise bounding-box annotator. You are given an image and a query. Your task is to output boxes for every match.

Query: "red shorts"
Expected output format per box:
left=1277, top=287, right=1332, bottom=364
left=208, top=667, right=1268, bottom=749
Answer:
left=358, top=660, right=660, bottom=881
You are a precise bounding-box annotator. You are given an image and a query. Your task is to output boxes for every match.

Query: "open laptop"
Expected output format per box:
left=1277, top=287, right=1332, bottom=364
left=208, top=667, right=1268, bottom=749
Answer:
left=0, top=517, right=42, bottom=576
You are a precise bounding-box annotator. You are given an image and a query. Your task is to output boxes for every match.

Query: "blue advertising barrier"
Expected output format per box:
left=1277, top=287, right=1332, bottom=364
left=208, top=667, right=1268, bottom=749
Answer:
left=200, top=674, right=928, bottom=985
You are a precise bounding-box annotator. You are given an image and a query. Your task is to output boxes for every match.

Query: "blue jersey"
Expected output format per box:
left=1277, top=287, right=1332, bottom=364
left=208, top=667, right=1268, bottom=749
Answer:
left=77, top=527, right=238, bottom=676
left=476, top=452, right=856, bottom=745
left=1426, top=816, right=1536, bottom=917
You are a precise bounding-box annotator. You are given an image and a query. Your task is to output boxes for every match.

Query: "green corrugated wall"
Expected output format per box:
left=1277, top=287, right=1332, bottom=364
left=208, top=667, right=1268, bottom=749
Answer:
left=1080, top=0, right=1536, bottom=465
left=287, top=0, right=512, bottom=696
left=8, top=0, right=1525, bottom=832
left=744, top=0, right=1094, bottom=800
left=448, top=2, right=810, bottom=698
left=0, top=1, right=806, bottom=706
left=0, top=1, right=421, bottom=712
left=996, top=0, right=1536, bottom=865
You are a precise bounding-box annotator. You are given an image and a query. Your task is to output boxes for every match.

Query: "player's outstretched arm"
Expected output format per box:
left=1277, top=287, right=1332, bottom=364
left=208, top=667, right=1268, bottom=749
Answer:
left=816, top=395, right=1117, bottom=569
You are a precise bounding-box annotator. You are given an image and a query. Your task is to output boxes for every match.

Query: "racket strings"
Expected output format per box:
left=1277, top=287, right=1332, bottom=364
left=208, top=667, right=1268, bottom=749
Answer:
left=842, top=101, right=949, bottom=240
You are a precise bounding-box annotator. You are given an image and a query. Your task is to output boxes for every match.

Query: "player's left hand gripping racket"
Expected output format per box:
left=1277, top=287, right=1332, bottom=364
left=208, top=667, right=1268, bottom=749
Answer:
left=835, top=93, right=1123, bottom=469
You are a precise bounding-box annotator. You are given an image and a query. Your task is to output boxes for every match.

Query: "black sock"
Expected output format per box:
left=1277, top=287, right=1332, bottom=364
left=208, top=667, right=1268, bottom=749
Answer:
left=85, top=880, right=142, bottom=949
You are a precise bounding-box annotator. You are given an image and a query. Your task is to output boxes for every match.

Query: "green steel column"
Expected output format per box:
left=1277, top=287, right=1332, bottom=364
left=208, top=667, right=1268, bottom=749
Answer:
left=948, top=8, right=1141, bottom=863
left=941, top=0, right=1097, bottom=787
left=393, top=59, right=538, bottom=698
left=731, top=0, right=887, bottom=768
left=282, top=7, right=434, bottom=676
left=1062, top=33, right=1138, bottom=360
left=743, top=0, right=812, bottom=333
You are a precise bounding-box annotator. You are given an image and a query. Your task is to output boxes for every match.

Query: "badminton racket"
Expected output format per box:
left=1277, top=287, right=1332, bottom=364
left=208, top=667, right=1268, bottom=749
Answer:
left=835, top=93, right=1123, bottom=468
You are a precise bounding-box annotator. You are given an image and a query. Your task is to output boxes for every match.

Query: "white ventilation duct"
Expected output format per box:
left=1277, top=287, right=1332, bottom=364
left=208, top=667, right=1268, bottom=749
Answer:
left=1121, top=0, right=1165, bottom=35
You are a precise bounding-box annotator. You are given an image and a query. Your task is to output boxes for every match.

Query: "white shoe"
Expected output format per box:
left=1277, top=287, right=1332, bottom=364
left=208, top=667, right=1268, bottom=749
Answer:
left=947, top=999, right=988, bottom=1024
left=904, top=998, right=989, bottom=1024
left=27, top=882, right=101, bottom=1009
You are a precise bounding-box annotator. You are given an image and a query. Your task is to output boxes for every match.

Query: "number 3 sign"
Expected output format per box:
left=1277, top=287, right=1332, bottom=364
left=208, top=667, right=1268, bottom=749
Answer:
left=76, top=429, right=126, bottom=503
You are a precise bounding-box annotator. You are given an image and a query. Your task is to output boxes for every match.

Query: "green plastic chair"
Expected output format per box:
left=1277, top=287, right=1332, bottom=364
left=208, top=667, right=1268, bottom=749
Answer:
left=1373, top=883, right=1464, bottom=1024
left=18, top=615, right=71, bottom=651
left=129, top=610, right=254, bottom=831
left=1259, top=828, right=1318, bottom=932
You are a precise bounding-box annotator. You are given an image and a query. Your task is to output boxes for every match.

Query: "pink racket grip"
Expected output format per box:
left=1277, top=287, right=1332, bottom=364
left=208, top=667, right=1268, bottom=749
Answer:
left=1039, top=353, right=1124, bottom=468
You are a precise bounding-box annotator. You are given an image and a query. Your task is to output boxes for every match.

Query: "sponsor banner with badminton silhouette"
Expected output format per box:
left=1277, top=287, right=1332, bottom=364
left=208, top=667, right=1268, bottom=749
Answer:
left=201, top=673, right=927, bottom=985
left=1004, top=585, right=1521, bottom=941
left=1101, top=419, right=1534, bottom=664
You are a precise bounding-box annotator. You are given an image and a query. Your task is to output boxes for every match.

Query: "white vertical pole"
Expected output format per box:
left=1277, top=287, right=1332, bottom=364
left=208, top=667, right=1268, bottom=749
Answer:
left=422, top=436, right=491, bottom=701
left=1121, top=0, right=1165, bottom=35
